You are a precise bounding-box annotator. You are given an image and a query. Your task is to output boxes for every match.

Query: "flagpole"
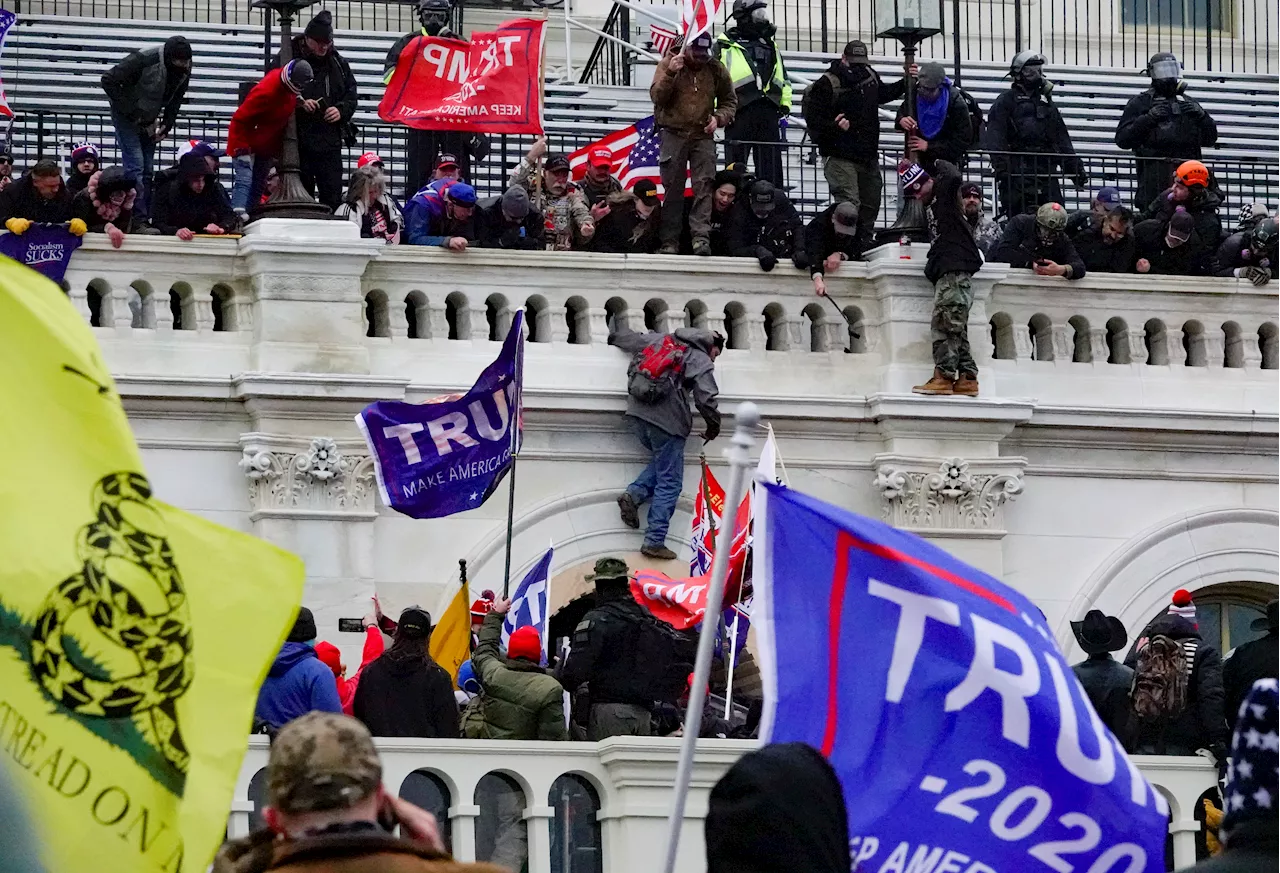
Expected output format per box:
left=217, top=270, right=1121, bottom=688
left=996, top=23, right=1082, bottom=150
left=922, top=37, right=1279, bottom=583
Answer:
left=723, top=608, right=739, bottom=718
left=502, top=313, right=526, bottom=598
left=662, top=401, right=759, bottom=873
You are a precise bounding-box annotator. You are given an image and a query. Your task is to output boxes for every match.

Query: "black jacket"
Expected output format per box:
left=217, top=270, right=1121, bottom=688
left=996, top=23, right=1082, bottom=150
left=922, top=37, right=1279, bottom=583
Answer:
left=924, top=160, right=984, bottom=283
left=1140, top=185, right=1224, bottom=247
left=150, top=176, right=237, bottom=235
left=724, top=190, right=805, bottom=263
left=1116, top=89, right=1218, bottom=160
left=1214, top=231, right=1277, bottom=278
left=70, top=167, right=136, bottom=233
left=1072, top=654, right=1135, bottom=738
left=561, top=594, right=692, bottom=708
left=992, top=213, right=1087, bottom=279
left=1222, top=631, right=1278, bottom=724
left=705, top=743, right=851, bottom=873
left=0, top=175, right=74, bottom=224
left=274, top=37, right=358, bottom=152
left=804, top=204, right=862, bottom=276
left=67, top=167, right=96, bottom=196
left=477, top=200, right=546, bottom=250
left=1072, top=225, right=1138, bottom=274
left=1134, top=218, right=1215, bottom=276
left=1124, top=614, right=1228, bottom=756
left=681, top=198, right=736, bottom=255
left=1176, top=821, right=1278, bottom=873
left=982, top=82, right=1082, bottom=174
left=802, top=60, right=906, bottom=163
left=352, top=650, right=460, bottom=738
left=895, top=85, right=974, bottom=169
left=590, top=193, right=659, bottom=254
left=101, top=41, right=190, bottom=129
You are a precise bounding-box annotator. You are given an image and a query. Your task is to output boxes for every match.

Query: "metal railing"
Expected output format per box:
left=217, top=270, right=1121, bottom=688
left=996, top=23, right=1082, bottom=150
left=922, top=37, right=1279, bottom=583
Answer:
left=578, top=0, right=1275, bottom=83
left=13, top=109, right=1276, bottom=226
left=580, top=2, right=632, bottom=87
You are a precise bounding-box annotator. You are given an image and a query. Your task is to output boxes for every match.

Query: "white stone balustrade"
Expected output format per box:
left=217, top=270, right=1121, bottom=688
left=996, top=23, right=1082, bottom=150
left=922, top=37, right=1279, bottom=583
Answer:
left=227, top=737, right=1216, bottom=872
left=63, top=223, right=1279, bottom=414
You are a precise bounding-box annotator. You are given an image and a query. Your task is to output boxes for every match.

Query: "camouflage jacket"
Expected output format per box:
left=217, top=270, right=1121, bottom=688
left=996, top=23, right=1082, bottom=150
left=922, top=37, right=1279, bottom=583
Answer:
left=511, top=158, right=594, bottom=251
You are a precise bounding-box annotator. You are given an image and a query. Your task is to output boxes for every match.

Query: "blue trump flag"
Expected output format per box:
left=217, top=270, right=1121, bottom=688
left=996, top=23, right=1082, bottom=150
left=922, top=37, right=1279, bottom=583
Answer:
left=502, top=547, right=553, bottom=663
left=754, top=484, right=1168, bottom=873
left=357, top=310, right=523, bottom=519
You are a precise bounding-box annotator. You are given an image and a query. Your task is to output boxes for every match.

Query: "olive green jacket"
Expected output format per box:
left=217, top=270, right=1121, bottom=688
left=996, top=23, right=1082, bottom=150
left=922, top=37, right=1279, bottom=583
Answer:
left=465, top=612, right=568, bottom=741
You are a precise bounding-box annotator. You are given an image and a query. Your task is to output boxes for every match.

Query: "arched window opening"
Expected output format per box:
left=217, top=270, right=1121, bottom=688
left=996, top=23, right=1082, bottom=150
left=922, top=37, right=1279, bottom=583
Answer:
left=550, top=774, right=603, bottom=873
left=401, top=770, right=452, bottom=852
left=475, top=772, right=527, bottom=872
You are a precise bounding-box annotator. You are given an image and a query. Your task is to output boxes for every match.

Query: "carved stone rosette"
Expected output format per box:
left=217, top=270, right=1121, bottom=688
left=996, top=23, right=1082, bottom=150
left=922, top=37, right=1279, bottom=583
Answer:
left=239, top=435, right=377, bottom=520
left=873, top=455, right=1026, bottom=535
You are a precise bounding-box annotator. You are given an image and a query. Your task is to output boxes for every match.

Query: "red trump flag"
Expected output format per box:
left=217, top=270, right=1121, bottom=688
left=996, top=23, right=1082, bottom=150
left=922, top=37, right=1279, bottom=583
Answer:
left=379, top=18, right=546, bottom=134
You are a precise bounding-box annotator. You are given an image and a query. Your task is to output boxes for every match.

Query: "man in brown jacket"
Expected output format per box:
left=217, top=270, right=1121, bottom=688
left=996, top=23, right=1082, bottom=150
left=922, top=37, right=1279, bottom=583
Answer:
left=650, top=30, right=737, bottom=255
left=212, top=712, right=505, bottom=873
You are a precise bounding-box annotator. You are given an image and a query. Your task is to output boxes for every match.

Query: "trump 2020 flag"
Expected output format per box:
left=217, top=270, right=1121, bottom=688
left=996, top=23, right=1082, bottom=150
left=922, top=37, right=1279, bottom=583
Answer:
left=754, top=484, right=1169, bottom=873
left=502, top=547, right=553, bottom=663
left=357, top=310, right=524, bottom=519
left=0, top=256, right=305, bottom=872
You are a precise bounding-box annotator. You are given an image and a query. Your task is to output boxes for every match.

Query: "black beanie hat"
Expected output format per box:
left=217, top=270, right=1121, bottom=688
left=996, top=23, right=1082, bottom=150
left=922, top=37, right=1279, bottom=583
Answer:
left=287, top=607, right=317, bottom=643
left=305, top=10, right=334, bottom=42
left=164, top=35, right=192, bottom=63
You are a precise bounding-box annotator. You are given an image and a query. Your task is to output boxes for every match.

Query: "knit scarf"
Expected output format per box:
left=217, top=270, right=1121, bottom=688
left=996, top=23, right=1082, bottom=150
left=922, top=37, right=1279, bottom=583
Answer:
left=916, top=80, right=951, bottom=141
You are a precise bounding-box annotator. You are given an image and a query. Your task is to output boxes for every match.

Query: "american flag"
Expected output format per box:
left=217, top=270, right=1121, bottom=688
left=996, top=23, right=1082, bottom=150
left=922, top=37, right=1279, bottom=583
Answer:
left=690, top=460, right=725, bottom=576
left=649, top=23, right=677, bottom=55
left=680, top=0, right=722, bottom=40
left=567, top=116, right=691, bottom=197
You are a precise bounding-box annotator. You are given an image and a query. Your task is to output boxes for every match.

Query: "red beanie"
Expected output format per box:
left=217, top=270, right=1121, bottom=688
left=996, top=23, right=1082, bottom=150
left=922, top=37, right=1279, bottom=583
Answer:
left=314, top=641, right=343, bottom=675
left=1168, top=588, right=1197, bottom=623
left=507, top=625, right=541, bottom=662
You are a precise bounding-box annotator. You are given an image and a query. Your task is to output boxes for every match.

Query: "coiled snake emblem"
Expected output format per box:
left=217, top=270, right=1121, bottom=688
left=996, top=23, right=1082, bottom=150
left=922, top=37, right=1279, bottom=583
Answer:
left=28, top=472, right=194, bottom=774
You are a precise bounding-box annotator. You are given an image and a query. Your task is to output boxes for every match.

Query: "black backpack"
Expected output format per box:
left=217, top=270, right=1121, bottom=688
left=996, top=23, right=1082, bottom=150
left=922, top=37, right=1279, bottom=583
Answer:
left=955, top=86, right=984, bottom=148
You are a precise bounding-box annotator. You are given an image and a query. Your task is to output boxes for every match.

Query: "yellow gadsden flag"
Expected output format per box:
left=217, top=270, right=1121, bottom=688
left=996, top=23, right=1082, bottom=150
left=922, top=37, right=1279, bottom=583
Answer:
left=429, top=583, right=472, bottom=683
left=0, top=260, right=306, bottom=872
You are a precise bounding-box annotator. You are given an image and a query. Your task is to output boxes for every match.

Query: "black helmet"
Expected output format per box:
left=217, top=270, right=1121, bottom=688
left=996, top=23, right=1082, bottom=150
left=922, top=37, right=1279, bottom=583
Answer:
left=1248, top=218, right=1278, bottom=257
left=416, top=0, right=451, bottom=30
left=731, top=0, right=767, bottom=18
left=1009, top=50, right=1046, bottom=77
left=1146, top=51, right=1181, bottom=80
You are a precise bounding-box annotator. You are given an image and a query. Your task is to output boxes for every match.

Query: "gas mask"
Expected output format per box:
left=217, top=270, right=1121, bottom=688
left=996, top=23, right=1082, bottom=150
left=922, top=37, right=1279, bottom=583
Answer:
left=749, top=8, right=769, bottom=24
left=1019, top=64, right=1045, bottom=91
left=1152, top=78, right=1179, bottom=98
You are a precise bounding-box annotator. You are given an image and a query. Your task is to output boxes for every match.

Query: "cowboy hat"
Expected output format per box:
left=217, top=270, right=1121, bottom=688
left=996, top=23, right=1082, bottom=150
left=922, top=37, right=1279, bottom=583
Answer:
left=1251, top=599, right=1278, bottom=633
left=1070, top=609, right=1128, bottom=655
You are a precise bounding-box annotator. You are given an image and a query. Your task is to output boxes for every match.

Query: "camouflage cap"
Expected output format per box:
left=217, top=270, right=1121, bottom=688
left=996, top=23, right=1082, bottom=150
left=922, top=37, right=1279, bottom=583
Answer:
left=266, top=712, right=382, bottom=814
left=586, top=556, right=629, bottom=583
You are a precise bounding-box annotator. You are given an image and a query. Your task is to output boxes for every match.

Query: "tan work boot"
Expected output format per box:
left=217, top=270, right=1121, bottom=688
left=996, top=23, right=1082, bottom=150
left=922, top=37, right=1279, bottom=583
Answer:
left=912, top=368, right=955, bottom=396
left=953, top=373, right=980, bottom=397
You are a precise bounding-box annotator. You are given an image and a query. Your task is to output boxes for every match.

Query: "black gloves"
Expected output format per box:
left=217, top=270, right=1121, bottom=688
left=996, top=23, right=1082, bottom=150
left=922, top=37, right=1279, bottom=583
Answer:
left=755, top=246, right=777, bottom=272
left=1072, top=172, right=1088, bottom=189
left=1243, top=265, right=1273, bottom=286
left=1181, top=100, right=1205, bottom=120
left=1149, top=100, right=1174, bottom=120
left=702, top=416, right=721, bottom=442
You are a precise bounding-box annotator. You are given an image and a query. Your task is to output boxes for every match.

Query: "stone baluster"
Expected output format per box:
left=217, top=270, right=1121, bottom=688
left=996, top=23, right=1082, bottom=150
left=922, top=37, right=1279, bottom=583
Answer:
left=1127, top=329, right=1150, bottom=365
left=427, top=300, right=449, bottom=340
left=1051, top=325, right=1073, bottom=362
left=192, top=285, right=216, bottom=331
left=785, top=315, right=805, bottom=351
left=1205, top=332, right=1225, bottom=367
left=1167, top=328, right=1188, bottom=366
left=1241, top=332, right=1263, bottom=368
left=585, top=306, right=609, bottom=344
left=622, top=308, right=648, bottom=333
left=1013, top=323, right=1034, bottom=361
left=744, top=313, right=767, bottom=352
left=467, top=300, right=489, bottom=341
left=1089, top=328, right=1110, bottom=364
left=547, top=304, right=570, bottom=343
left=388, top=296, right=410, bottom=338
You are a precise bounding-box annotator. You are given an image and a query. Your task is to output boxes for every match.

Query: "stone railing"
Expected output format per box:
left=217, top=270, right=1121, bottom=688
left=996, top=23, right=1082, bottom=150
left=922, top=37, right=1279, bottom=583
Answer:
left=61, top=221, right=1278, bottom=408
left=227, top=737, right=1215, bottom=873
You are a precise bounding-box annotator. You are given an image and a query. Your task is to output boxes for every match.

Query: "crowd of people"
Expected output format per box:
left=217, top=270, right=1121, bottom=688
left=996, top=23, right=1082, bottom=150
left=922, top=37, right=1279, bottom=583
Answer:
left=0, top=0, right=1271, bottom=292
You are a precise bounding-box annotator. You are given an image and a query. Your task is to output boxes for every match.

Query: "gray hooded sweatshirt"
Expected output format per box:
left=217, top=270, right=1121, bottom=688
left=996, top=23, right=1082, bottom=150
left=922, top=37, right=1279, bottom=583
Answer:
left=608, top=325, right=721, bottom=439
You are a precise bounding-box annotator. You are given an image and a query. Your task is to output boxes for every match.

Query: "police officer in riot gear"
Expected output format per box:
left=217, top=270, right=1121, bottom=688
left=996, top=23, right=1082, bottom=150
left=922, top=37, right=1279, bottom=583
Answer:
left=982, top=51, right=1085, bottom=219
left=560, top=557, right=692, bottom=740
left=1115, top=51, right=1218, bottom=211
left=717, top=0, right=791, bottom=188
left=384, top=0, right=470, bottom=198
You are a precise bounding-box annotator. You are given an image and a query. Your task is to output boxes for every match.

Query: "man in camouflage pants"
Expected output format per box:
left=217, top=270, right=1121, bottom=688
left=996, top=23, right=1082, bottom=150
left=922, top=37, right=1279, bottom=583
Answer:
left=898, top=159, right=987, bottom=397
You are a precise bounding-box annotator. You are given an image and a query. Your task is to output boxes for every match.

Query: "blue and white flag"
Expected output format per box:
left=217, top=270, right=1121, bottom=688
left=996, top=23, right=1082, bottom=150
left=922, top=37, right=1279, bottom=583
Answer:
left=502, top=547, right=553, bottom=663
left=0, top=9, right=14, bottom=118
left=357, top=311, right=523, bottom=519
left=754, top=484, right=1168, bottom=873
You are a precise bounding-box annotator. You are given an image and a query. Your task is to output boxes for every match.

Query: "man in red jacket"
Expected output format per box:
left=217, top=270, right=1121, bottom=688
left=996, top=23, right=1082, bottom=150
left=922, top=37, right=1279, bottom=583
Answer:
left=228, top=59, right=312, bottom=214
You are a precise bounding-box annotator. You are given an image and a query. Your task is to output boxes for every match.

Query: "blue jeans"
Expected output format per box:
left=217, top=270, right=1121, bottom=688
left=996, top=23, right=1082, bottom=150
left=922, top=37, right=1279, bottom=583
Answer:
left=625, top=417, right=686, bottom=548
left=231, top=154, right=253, bottom=211
left=111, top=109, right=156, bottom=220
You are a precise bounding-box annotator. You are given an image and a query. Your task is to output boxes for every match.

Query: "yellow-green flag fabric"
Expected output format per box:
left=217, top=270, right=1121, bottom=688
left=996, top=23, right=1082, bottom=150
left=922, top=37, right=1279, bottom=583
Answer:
left=0, top=259, right=306, bottom=872
left=429, top=584, right=472, bottom=683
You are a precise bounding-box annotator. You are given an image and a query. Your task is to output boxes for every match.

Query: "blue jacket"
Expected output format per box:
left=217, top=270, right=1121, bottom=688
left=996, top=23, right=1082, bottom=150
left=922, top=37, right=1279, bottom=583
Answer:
left=254, top=642, right=342, bottom=729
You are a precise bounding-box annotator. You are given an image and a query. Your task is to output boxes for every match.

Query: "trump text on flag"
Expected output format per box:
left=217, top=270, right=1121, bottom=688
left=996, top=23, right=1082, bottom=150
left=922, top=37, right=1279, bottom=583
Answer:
left=758, top=486, right=1169, bottom=873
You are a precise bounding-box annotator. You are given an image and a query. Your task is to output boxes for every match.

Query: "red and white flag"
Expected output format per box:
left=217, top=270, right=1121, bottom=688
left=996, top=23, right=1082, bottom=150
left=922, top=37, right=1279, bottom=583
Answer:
left=690, top=459, right=725, bottom=577
left=649, top=23, right=677, bottom=55
left=680, top=0, right=723, bottom=40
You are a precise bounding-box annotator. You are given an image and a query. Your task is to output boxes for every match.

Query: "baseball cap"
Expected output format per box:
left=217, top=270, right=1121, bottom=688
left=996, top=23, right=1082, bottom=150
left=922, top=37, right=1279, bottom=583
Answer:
left=545, top=154, right=571, bottom=173
left=633, top=179, right=660, bottom=205
left=436, top=153, right=459, bottom=170
left=1095, top=186, right=1122, bottom=211
left=396, top=605, right=432, bottom=639
left=749, top=180, right=776, bottom=214
left=178, top=139, right=226, bottom=160
left=687, top=31, right=713, bottom=55
left=960, top=182, right=982, bottom=198
left=446, top=181, right=477, bottom=206
left=1166, top=208, right=1195, bottom=244
left=917, top=62, right=946, bottom=89
left=832, top=201, right=859, bottom=236
left=502, top=185, right=531, bottom=220
left=586, top=556, right=629, bottom=583
left=588, top=147, right=613, bottom=168
left=266, top=712, right=382, bottom=814
left=357, top=152, right=383, bottom=169
left=843, top=39, right=870, bottom=64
